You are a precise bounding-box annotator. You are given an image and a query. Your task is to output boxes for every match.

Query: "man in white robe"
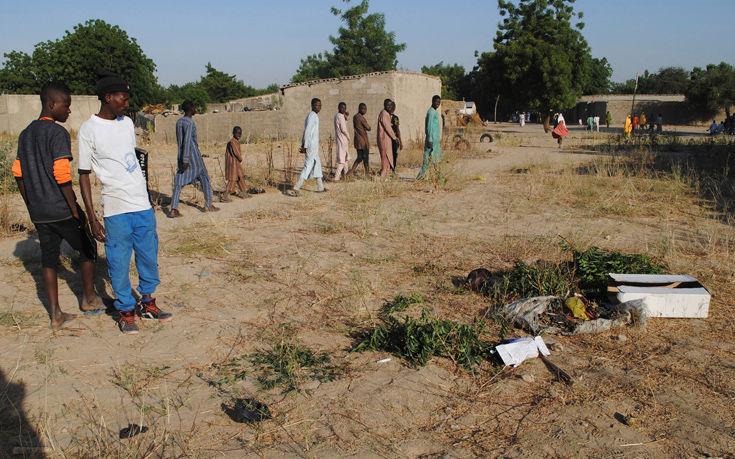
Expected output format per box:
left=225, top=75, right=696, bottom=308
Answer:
left=292, top=98, right=325, bottom=194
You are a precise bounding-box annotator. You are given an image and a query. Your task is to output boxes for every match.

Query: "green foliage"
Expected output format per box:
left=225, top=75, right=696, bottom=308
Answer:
left=292, top=0, right=406, bottom=82
left=354, top=308, right=496, bottom=371
left=421, top=62, right=467, bottom=100
left=250, top=342, right=341, bottom=392
left=498, top=261, right=576, bottom=300
left=379, top=293, right=425, bottom=318
left=570, top=245, right=666, bottom=300
left=611, top=66, right=690, bottom=95
left=582, top=57, right=613, bottom=95
left=685, top=62, right=735, bottom=116
left=0, top=19, right=158, bottom=111
left=472, top=0, right=608, bottom=120
left=199, top=63, right=256, bottom=103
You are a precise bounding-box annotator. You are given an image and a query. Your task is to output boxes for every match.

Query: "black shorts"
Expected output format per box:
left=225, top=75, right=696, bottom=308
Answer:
left=356, top=149, right=369, bottom=163
left=36, top=217, right=97, bottom=269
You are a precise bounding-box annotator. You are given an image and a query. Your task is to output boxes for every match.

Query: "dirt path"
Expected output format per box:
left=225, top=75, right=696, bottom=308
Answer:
left=0, top=123, right=733, bottom=457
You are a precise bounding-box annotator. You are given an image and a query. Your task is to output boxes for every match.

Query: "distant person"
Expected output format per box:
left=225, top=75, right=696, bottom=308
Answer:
left=292, top=98, right=326, bottom=194
left=708, top=120, right=718, bottom=135
left=377, top=99, right=397, bottom=179
left=605, top=111, right=612, bottom=129
left=519, top=111, right=525, bottom=127
left=13, top=83, right=102, bottom=329
left=222, top=126, right=248, bottom=200
left=593, top=115, right=600, bottom=132
left=624, top=114, right=632, bottom=139
left=586, top=115, right=594, bottom=131
left=656, top=113, right=663, bottom=133
left=333, top=102, right=350, bottom=181
left=632, top=115, right=639, bottom=132
left=551, top=112, right=569, bottom=149
left=640, top=112, right=647, bottom=130
left=347, top=103, right=371, bottom=178
left=417, top=95, right=443, bottom=179
left=389, top=100, right=403, bottom=172
left=78, top=69, right=172, bottom=335
left=170, top=100, right=219, bottom=217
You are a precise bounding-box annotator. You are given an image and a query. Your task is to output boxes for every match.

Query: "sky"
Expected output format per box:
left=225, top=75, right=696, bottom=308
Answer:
left=1, top=0, right=733, bottom=89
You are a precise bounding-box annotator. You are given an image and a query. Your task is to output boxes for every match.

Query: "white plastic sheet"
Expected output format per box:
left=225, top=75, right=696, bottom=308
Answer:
left=495, top=336, right=550, bottom=367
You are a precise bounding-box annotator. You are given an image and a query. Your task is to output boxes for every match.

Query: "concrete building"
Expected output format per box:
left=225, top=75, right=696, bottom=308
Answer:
left=0, top=94, right=100, bottom=135
left=568, top=94, right=730, bottom=127
left=151, top=71, right=442, bottom=144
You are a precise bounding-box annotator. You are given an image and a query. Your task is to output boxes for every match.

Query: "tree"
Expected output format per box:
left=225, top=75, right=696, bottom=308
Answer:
left=199, top=63, right=257, bottom=103
left=611, top=66, right=689, bottom=94
left=421, top=62, right=467, bottom=100
left=474, top=0, right=604, bottom=130
left=686, top=62, right=735, bottom=117
left=582, top=57, right=612, bottom=95
left=292, top=0, right=406, bottom=82
left=0, top=19, right=158, bottom=111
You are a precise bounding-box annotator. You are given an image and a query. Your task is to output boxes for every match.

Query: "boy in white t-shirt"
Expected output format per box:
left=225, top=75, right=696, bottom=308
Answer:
left=78, top=69, right=172, bottom=335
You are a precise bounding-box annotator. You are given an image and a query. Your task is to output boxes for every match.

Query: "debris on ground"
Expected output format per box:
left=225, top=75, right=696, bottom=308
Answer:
left=119, top=424, right=148, bottom=439
left=493, top=336, right=550, bottom=367
left=222, top=398, right=271, bottom=423
left=608, top=273, right=710, bottom=318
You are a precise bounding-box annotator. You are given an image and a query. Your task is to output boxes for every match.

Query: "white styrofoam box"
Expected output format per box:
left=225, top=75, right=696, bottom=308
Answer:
left=608, top=274, right=710, bottom=318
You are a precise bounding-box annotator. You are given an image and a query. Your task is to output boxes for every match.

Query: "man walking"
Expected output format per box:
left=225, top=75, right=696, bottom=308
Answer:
left=417, top=95, right=442, bottom=180
left=347, top=103, right=371, bottom=178
left=292, top=98, right=326, bottom=195
left=333, top=102, right=350, bottom=181
left=377, top=99, right=397, bottom=179
left=389, top=100, right=402, bottom=172
left=170, top=101, right=219, bottom=217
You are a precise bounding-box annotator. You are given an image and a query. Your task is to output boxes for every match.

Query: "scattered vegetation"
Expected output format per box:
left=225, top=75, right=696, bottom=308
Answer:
left=487, top=243, right=666, bottom=303
left=354, top=296, right=497, bottom=371
left=210, top=324, right=342, bottom=393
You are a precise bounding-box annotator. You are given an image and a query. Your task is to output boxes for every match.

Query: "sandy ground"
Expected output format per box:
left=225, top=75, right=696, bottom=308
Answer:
left=0, top=122, right=734, bottom=457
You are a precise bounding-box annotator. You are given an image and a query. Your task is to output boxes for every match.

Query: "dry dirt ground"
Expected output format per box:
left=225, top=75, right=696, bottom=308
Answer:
left=0, top=122, right=734, bottom=457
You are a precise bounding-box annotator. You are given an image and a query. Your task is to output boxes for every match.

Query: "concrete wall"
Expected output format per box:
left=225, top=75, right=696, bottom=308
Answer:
left=152, top=71, right=441, bottom=144
left=0, top=94, right=100, bottom=135
left=575, top=94, right=731, bottom=126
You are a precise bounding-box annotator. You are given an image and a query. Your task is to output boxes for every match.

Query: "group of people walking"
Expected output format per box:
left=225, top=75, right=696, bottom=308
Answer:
left=291, top=94, right=443, bottom=194
left=12, top=66, right=445, bottom=334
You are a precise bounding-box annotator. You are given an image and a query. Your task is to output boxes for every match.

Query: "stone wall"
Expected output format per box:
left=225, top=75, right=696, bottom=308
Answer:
left=0, top=94, right=100, bottom=135
left=151, top=71, right=442, bottom=144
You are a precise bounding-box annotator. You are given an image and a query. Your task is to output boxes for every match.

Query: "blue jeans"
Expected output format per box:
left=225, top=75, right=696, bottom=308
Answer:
left=104, top=208, right=160, bottom=312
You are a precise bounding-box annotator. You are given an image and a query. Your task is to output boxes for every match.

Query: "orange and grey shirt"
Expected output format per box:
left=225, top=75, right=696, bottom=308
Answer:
left=13, top=119, right=74, bottom=223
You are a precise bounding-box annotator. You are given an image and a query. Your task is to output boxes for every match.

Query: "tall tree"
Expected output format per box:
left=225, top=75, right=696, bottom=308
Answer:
left=685, top=62, right=735, bottom=117
left=421, top=62, right=467, bottom=100
left=292, top=0, right=406, bottom=82
left=0, top=19, right=158, bottom=110
left=475, top=0, right=603, bottom=130
left=199, top=63, right=257, bottom=102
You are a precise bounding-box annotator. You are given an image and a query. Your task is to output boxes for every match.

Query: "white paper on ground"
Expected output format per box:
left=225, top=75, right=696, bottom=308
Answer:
left=495, top=336, right=550, bottom=367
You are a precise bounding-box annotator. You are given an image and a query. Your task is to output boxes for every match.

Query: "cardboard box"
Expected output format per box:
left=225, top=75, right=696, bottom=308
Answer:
left=607, top=274, right=710, bottom=318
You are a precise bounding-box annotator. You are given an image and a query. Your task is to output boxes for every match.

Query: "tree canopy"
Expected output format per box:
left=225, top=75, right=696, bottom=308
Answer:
left=611, top=66, right=690, bottom=94
left=0, top=19, right=157, bottom=111
left=472, top=0, right=608, bottom=126
left=292, top=0, right=406, bottom=82
left=685, top=62, right=735, bottom=116
left=421, top=62, right=467, bottom=100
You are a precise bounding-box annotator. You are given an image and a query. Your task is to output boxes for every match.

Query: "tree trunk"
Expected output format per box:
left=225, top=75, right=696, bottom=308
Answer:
left=493, top=95, right=500, bottom=124
left=543, top=113, right=551, bottom=133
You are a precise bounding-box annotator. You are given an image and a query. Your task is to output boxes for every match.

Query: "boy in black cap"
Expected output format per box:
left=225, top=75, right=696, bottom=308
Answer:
left=78, top=68, right=172, bottom=335
left=13, top=82, right=103, bottom=328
